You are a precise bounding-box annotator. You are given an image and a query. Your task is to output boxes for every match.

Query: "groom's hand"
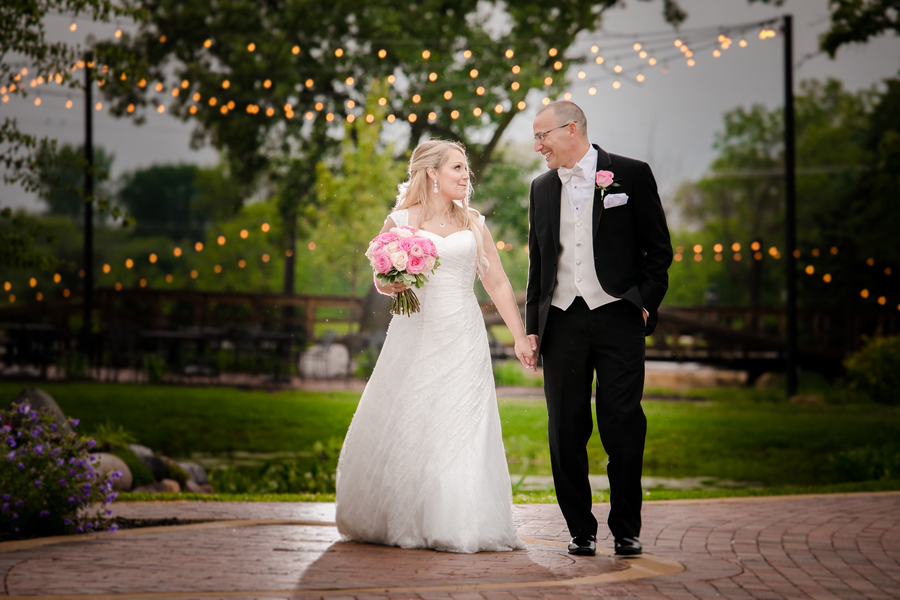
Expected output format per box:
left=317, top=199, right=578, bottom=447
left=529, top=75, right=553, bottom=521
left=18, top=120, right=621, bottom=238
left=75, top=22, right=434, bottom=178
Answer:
left=514, top=338, right=537, bottom=373
left=527, top=334, right=539, bottom=354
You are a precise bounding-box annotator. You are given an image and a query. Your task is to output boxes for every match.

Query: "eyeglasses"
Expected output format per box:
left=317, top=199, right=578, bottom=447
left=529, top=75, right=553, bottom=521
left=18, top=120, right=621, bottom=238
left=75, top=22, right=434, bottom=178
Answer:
left=533, top=122, right=573, bottom=142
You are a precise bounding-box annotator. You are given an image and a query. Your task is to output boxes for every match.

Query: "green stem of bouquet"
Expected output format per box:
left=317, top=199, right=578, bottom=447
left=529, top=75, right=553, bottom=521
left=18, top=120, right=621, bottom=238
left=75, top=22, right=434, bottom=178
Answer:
left=392, top=289, right=421, bottom=316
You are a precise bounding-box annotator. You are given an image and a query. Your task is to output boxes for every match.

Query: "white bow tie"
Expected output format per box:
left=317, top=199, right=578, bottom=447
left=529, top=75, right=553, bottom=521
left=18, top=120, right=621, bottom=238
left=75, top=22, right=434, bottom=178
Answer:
left=558, top=164, right=586, bottom=185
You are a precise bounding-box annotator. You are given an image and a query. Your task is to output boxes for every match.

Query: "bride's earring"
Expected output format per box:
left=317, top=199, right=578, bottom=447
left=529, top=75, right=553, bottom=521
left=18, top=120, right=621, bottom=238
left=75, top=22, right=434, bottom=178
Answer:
left=433, top=179, right=439, bottom=193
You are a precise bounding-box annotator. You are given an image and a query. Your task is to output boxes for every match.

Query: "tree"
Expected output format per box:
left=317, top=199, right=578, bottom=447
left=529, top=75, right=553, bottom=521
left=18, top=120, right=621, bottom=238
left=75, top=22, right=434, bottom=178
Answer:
left=117, top=164, right=206, bottom=241
left=670, top=78, right=889, bottom=308
left=820, top=0, right=900, bottom=57
left=312, top=89, right=406, bottom=296
left=37, top=144, right=115, bottom=218
left=95, top=0, right=688, bottom=294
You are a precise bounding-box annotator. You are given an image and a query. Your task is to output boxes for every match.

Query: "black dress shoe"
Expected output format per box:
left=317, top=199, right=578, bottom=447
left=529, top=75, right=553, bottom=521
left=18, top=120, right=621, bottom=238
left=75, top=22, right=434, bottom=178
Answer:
left=614, top=537, right=642, bottom=556
left=567, top=535, right=596, bottom=556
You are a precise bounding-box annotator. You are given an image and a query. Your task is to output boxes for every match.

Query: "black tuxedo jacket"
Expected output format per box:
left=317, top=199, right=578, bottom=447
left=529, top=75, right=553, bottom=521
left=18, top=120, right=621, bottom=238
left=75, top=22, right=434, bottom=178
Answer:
left=525, top=144, right=673, bottom=352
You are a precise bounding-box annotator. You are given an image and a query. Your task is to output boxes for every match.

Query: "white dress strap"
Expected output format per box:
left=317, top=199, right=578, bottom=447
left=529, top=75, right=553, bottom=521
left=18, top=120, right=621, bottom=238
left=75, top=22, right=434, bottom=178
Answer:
left=389, top=209, right=409, bottom=227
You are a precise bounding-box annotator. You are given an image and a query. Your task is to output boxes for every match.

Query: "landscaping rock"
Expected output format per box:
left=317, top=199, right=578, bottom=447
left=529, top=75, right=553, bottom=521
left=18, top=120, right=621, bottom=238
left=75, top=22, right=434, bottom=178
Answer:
left=160, top=478, right=181, bottom=493
left=90, top=453, right=133, bottom=492
left=178, top=461, right=210, bottom=485
left=138, top=454, right=170, bottom=482
left=128, top=444, right=155, bottom=459
left=6, top=388, right=72, bottom=434
left=132, top=481, right=166, bottom=494
left=184, top=479, right=214, bottom=494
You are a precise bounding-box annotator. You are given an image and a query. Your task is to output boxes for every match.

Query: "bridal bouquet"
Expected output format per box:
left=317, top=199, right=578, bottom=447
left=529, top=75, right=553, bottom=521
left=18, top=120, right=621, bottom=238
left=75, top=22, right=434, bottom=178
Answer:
left=366, top=226, right=440, bottom=316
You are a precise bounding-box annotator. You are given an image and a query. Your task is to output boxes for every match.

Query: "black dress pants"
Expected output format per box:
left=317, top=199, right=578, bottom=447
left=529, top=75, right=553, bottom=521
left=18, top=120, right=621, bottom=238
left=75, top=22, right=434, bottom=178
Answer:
left=541, top=297, right=647, bottom=540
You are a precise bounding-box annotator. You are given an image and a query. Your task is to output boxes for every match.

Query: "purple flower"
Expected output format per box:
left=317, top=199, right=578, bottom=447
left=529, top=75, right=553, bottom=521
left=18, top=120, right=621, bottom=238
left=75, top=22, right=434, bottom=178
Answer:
left=105, top=509, right=112, bottom=516
left=5, top=451, right=13, bottom=461
left=85, top=522, right=93, bottom=530
left=75, top=525, right=83, bottom=533
left=6, top=437, right=16, bottom=448
left=29, top=412, right=38, bottom=423
left=71, top=419, right=79, bottom=427
left=1, top=503, right=7, bottom=513
left=88, top=440, right=97, bottom=449
left=13, top=528, right=19, bottom=533
left=17, top=462, right=24, bottom=470
left=69, top=469, right=76, bottom=476
left=59, top=477, right=67, bottom=486
left=108, top=524, right=119, bottom=533
left=34, top=444, right=44, bottom=455
left=112, top=470, right=123, bottom=479
left=68, top=497, right=76, bottom=504
left=15, top=500, right=23, bottom=508
left=11, top=513, right=18, bottom=520
left=82, top=483, right=92, bottom=492
left=106, top=492, right=118, bottom=503
left=57, top=458, right=64, bottom=466
left=2, top=494, right=8, bottom=501
left=18, top=404, right=30, bottom=415
left=64, top=518, right=71, bottom=525
left=39, top=510, right=50, bottom=517
left=34, top=480, right=42, bottom=488
left=0, top=425, right=8, bottom=434
left=50, top=424, right=58, bottom=431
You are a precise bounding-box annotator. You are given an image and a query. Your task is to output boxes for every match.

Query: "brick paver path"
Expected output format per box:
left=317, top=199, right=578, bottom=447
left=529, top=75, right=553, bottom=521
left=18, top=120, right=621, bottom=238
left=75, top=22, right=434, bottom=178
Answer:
left=1, top=492, right=897, bottom=599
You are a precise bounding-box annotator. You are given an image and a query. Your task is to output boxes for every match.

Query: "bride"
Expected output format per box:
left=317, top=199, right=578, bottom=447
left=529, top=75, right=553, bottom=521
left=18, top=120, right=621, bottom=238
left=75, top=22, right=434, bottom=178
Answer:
left=335, top=139, right=536, bottom=553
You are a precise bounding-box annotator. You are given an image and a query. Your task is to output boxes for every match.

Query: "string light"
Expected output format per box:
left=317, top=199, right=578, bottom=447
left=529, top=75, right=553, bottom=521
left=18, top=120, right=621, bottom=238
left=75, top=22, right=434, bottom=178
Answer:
left=292, top=45, right=300, bottom=54
left=262, top=253, right=271, bottom=263
left=421, top=50, right=430, bottom=59
left=378, top=49, right=386, bottom=58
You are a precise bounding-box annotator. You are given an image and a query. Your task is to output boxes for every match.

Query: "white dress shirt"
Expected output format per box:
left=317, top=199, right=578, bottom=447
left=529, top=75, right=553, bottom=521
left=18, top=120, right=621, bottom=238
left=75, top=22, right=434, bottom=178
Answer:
left=558, top=146, right=597, bottom=219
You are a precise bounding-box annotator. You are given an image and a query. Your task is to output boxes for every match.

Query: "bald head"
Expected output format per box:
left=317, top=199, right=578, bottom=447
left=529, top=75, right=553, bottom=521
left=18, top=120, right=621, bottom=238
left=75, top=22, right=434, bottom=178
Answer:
left=536, top=101, right=588, bottom=140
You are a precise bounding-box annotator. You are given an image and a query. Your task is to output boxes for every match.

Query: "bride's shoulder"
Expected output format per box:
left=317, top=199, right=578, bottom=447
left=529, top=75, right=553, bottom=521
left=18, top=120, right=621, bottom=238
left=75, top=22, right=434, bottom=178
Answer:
left=467, top=207, right=486, bottom=226
left=388, top=208, right=410, bottom=227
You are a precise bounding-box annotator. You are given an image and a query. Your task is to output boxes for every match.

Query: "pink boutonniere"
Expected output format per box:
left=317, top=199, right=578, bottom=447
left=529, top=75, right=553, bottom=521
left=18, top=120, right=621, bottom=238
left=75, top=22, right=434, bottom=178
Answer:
left=595, top=170, right=620, bottom=197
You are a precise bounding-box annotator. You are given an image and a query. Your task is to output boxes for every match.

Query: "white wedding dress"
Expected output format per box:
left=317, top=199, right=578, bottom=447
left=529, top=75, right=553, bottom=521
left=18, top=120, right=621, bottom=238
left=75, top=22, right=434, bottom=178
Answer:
left=335, top=209, right=524, bottom=554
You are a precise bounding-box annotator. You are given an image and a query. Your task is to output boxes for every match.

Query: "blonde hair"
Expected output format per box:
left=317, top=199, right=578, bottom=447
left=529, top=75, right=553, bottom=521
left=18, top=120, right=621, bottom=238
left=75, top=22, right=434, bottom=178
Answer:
left=394, top=139, right=489, bottom=277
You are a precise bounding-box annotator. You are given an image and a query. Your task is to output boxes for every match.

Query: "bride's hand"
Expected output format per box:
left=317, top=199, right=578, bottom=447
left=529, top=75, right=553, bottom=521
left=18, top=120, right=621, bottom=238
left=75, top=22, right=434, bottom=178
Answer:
left=376, top=279, right=409, bottom=296
left=514, top=337, right=537, bottom=373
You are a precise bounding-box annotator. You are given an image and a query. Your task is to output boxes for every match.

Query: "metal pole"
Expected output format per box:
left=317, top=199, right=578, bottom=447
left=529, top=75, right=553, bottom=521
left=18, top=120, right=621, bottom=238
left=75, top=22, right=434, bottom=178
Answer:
left=783, top=15, right=798, bottom=396
left=81, top=52, right=94, bottom=352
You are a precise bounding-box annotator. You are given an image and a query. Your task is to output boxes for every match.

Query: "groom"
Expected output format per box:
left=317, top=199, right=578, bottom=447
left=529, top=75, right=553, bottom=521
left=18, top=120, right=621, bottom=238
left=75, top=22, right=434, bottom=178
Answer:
left=525, top=101, right=672, bottom=556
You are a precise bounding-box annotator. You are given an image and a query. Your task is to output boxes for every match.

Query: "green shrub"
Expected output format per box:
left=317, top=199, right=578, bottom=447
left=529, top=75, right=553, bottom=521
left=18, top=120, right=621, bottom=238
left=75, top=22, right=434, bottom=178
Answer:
left=1, top=402, right=120, bottom=538
left=829, top=442, right=900, bottom=482
left=493, top=360, right=543, bottom=387
left=208, top=438, right=342, bottom=494
left=844, top=335, right=900, bottom=405
left=88, top=421, right=154, bottom=487
left=143, top=354, right=167, bottom=384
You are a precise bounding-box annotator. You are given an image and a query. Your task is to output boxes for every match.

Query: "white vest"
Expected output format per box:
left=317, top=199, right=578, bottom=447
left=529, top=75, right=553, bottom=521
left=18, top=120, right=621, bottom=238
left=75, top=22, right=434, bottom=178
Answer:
left=551, top=196, right=619, bottom=310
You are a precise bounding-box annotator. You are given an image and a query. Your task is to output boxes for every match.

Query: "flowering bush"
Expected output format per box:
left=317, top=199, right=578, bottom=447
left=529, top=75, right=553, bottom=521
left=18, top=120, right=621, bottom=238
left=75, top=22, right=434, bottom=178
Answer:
left=1, top=401, right=121, bottom=538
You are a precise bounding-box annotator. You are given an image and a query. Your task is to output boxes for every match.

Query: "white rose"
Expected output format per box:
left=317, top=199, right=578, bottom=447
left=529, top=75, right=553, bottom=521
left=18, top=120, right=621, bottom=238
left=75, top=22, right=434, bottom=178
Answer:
left=391, top=251, right=409, bottom=271
left=396, top=228, right=414, bottom=239
left=385, top=241, right=399, bottom=253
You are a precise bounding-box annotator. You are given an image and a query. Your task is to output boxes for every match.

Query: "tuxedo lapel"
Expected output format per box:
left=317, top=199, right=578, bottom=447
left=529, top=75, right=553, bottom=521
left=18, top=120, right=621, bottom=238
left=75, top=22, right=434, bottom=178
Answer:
left=549, top=170, right=561, bottom=252
left=592, top=145, right=613, bottom=235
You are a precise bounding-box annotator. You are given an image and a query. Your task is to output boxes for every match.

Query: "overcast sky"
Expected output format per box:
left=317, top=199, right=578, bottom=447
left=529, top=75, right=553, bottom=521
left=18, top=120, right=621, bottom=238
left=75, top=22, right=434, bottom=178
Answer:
left=1, top=0, right=898, bottom=213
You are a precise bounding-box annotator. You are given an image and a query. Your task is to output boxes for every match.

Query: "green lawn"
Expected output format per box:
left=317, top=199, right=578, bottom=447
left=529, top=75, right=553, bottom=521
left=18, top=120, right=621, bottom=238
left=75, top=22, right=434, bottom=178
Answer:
left=3, top=382, right=898, bottom=488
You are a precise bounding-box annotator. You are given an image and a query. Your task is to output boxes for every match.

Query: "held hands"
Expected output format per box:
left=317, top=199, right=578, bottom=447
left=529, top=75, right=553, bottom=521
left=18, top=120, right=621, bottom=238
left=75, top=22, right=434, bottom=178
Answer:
left=515, top=335, right=540, bottom=373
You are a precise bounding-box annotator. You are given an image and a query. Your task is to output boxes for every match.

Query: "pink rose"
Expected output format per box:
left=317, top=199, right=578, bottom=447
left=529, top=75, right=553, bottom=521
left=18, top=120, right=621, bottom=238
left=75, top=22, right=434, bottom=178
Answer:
left=390, top=250, right=409, bottom=271
left=409, top=244, right=424, bottom=258
left=406, top=254, right=425, bottom=274
left=375, top=231, right=398, bottom=244
left=419, top=238, right=437, bottom=257
left=596, top=170, right=614, bottom=188
left=373, top=253, right=393, bottom=274
left=424, top=256, right=436, bottom=272
left=398, top=237, right=416, bottom=252
left=365, top=241, right=383, bottom=260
